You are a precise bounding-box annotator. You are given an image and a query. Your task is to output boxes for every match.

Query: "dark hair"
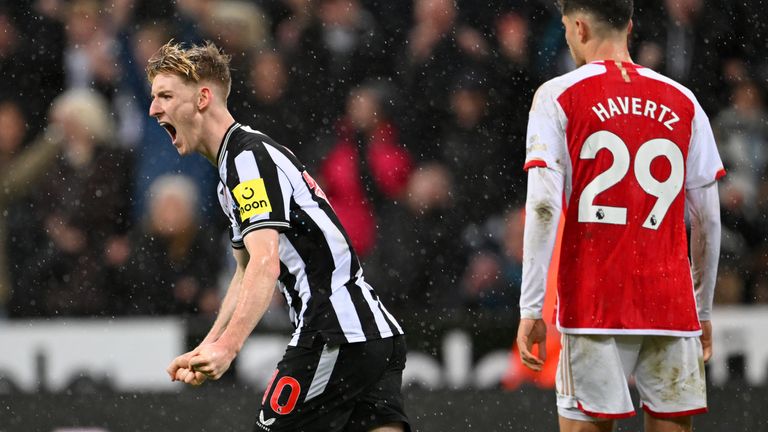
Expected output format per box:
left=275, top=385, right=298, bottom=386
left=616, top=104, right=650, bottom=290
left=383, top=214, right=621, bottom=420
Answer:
left=560, top=0, right=633, bottom=30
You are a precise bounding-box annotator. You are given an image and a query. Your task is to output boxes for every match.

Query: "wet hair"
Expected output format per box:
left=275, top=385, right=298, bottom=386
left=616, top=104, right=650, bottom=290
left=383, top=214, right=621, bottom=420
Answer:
left=559, top=0, right=633, bottom=30
left=146, top=40, right=233, bottom=98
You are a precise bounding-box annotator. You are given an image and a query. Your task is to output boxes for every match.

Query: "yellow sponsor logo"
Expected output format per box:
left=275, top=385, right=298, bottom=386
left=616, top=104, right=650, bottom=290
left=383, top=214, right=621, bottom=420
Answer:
left=233, top=178, right=272, bottom=220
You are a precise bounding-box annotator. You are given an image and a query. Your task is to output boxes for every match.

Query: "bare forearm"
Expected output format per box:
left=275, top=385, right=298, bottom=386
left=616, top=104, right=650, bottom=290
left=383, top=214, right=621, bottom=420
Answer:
left=216, top=261, right=277, bottom=353
left=201, top=268, right=243, bottom=345
left=182, top=231, right=280, bottom=383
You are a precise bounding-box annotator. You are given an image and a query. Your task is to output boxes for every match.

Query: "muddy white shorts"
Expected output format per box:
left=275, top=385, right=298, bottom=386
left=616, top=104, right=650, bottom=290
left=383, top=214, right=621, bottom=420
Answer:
left=556, top=334, right=707, bottom=422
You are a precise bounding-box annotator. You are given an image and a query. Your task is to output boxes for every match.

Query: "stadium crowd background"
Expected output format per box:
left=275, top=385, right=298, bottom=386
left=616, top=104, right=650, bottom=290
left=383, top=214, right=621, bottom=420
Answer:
left=0, top=0, right=766, bottom=326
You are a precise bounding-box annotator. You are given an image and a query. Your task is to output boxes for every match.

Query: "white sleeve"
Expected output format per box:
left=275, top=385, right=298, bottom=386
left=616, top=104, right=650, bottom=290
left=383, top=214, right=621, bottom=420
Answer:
left=686, top=182, right=721, bottom=321
left=524, top=82, right=568, bottom=173
left=520, top=167, right=564, bottom=319
left=686, top=99, right=725, bottom=190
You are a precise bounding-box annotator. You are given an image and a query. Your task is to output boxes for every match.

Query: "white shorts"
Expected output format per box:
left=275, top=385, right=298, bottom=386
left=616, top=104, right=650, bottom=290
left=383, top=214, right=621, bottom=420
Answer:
left=556, top=334, right=707, bottom=422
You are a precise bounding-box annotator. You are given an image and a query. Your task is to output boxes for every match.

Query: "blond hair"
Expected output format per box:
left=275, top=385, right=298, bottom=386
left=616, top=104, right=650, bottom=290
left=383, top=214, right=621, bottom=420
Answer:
left=146, top=40, right=233, bottom=98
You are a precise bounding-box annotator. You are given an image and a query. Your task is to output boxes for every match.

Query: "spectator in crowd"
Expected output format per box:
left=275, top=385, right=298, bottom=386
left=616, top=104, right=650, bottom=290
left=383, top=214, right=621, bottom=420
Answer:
left=109, top=0, right=177, bottom=27
left=268, top=0, right=313, bottom=53
left=398, top=0, right=489, bottom=156
left=750, top=247, right=768, bottom=303
left=361, top=0, right=412, bottom=57
left=438, top=69, right=516, bottom=226
left=62, top=0, right=120, bottom=100
left=233, top=50, right=307, bottom=163
left=172, top=0, right=215, bottom=44
left=206, top=1, right=272, bottom=117
left=318, top=82, right=413, bottom=257
left=459, top=208, right=523, bottom=312
left=489, top=10, right=538, bottom=174
left=0, top=6, right=64, bottom=132
left=714, top=80, right=768, bottom=225
left=742, top=1, right=768, bottom=92
left=714, top=261, right=746, bottom=305
left=499, top=207, right=525, bottom=301
left=113, top=175, right=223, bottom=316
left=633, top=0, right=736, bottom=114
left=1, top=100, right=62, bottom=316
left=61, top=0, right=147, bottom=183
left=366, top=162, right=465, bottom=314
left=290, top=0, right=389, bottom=136
left=461, top=251, right=504, bottom=310
left=716, top=0, right=768, bottom=90
left=713, top=80, right=768, bottom=299
left=751, top=180, right=768, bottom=302
left=17, top=89, right=133, bottom=317
left=115, top=21, right=173, bottom=150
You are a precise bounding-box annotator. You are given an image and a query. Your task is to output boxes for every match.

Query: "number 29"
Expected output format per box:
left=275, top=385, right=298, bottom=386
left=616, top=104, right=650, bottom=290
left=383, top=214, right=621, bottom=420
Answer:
left=578, top=130, right=684, bottom=230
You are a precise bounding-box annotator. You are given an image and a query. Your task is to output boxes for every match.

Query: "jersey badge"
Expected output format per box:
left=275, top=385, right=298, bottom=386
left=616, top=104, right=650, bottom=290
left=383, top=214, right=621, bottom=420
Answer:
left=527, top=134, right=547, bottom=154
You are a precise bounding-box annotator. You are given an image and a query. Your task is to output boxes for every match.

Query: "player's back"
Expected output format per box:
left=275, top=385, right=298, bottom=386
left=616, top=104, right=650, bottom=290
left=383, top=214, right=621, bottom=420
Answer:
left=527, top=61, right=724, bottom=336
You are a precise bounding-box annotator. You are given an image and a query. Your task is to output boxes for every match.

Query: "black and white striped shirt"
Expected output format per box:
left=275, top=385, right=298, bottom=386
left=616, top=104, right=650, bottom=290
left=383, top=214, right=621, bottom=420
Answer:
left=216, top=122, right=404, bottom=347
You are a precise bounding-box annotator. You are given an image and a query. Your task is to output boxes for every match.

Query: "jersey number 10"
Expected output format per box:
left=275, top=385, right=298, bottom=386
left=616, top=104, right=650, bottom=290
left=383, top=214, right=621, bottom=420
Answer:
left=578, top=130, right=684, bottom=230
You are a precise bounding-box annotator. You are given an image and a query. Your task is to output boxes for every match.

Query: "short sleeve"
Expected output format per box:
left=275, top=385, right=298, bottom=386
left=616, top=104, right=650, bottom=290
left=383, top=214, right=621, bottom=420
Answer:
left=227, top=145, right=292, bottom=239
left=524, top=82, right=568, bottom=173
left=685, top=100, right=726, bottom=189
left=216, top=182, right=246, bottom=249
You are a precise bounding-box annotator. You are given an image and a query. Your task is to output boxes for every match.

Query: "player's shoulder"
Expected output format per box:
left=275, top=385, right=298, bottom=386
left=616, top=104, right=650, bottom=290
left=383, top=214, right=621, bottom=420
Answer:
left=540, top=63, right=608, bottom=95
left=224, top=124, right=282, bottom=161
left=635, top=65, right=702, bottom=107
left=226, top=123, right=305, bottom=171
left=532, top=63, right=608, bottom=107
left=228, top=124, right=276, bottom=152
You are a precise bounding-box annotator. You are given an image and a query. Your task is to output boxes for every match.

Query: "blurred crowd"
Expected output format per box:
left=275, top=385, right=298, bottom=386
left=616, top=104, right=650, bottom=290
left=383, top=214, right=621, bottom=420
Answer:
left=0, top=0, right=766, bottom=322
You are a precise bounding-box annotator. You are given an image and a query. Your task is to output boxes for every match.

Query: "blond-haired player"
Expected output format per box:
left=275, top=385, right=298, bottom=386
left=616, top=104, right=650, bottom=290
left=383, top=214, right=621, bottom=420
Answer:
left=149, top=41, right=409, bottom=432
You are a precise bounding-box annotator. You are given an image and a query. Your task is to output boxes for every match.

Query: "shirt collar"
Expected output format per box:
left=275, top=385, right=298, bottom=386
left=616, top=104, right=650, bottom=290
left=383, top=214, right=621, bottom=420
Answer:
left=217, top=121, right=241, bottom=168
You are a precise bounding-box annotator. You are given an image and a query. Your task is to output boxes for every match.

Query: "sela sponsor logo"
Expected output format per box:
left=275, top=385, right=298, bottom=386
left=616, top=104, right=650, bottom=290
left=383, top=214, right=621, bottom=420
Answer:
left=233, top=178, right=272, bottom=220
left=256, top=410, right=276, bottom=431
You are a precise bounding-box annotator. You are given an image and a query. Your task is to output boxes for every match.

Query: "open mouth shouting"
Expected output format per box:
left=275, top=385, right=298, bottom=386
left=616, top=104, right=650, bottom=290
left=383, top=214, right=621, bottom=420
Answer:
left=159, top=121, right=178, bottom=145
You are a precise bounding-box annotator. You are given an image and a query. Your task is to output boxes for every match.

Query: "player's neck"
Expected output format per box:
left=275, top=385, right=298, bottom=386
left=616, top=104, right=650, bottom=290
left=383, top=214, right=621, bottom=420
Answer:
left=200, top=107, right=236, bottom=165
left=582, top=38, right=632, bottom=65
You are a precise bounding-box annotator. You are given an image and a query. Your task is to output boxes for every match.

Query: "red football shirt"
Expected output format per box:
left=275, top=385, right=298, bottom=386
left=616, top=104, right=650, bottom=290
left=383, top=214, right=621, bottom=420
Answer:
left=523, top=61, right=725, bottom=336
